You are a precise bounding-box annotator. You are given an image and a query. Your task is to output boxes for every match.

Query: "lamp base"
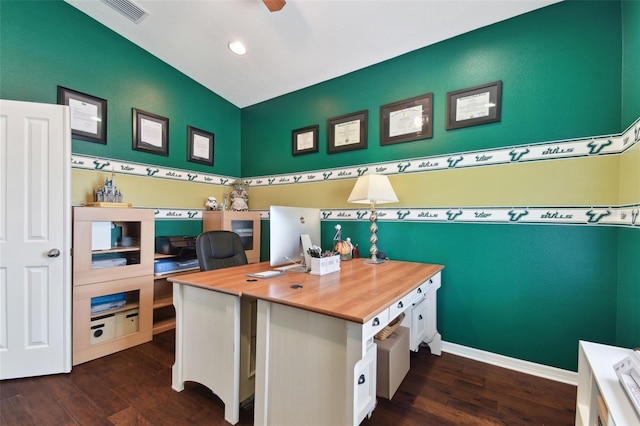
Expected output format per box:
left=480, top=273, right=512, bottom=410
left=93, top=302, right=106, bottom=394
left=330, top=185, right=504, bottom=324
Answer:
left=363, top=258, right=387, bottom=265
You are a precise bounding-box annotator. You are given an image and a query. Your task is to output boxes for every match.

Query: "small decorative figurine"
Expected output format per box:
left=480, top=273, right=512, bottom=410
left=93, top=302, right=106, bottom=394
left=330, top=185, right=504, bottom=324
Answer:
left=205, top=196, right=218, bottom=210
left=230, top=179, right=249, bottom=211
left=94, top=171, right=123, bottom=203
left=333, top=224, right=342, bottom=243
left=333, top=224, right=353, bottom=260
left=220, top=192, right=229, bottom=211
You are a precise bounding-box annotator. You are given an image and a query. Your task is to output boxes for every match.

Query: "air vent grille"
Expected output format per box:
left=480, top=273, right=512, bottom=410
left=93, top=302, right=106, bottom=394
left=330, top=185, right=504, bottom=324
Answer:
left=101, top=0, right=148, bottom=23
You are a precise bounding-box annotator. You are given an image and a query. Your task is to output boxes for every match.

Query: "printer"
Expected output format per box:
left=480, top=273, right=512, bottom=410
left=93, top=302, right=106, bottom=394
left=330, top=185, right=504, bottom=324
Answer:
left=155, top=235, right=197, bottom=256
left=154, top=235, right=199, bottom=275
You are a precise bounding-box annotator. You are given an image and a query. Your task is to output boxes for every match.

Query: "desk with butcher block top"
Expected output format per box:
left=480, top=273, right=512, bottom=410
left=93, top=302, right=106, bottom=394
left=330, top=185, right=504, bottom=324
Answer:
left=168, top=260, right=443, bottom=425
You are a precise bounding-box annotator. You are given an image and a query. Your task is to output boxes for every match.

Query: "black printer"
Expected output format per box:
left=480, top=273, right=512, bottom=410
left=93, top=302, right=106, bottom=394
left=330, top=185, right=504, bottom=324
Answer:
left=155, top=235, right=197, bottom=256
left=154, top=236, right=199, bottom=275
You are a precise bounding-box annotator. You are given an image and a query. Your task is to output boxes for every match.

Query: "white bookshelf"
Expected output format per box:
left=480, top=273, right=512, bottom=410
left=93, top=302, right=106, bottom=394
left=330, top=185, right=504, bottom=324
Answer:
left=576, top=341, right=640, bottom=426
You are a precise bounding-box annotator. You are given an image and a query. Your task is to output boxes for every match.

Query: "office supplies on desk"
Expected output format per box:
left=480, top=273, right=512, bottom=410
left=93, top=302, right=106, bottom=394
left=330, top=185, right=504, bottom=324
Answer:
left=247, top=270, right=284, bottom=279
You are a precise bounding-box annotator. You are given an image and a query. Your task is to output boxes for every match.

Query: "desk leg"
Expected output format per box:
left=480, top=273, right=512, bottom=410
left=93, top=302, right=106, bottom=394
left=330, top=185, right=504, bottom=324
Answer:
left=172, top=283, right=185, bottom=392
left=254, top=300, right=270, bottom=426
left=171, top=283, right=241, bottom=425
left=427, top=332, right=442, bottom=355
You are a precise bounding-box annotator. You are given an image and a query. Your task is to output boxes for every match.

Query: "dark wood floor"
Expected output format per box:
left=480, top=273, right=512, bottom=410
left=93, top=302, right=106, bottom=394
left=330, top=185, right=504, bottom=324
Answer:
left=0, top=330, right=576, bottom=425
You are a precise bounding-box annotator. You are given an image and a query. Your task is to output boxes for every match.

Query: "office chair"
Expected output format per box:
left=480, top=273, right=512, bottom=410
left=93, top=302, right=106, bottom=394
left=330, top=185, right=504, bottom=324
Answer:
left=195, top=230, right=248, bottom=271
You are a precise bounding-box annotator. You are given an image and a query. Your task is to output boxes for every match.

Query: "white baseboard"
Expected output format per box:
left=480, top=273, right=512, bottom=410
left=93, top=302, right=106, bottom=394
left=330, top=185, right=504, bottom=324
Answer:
left=441, top=341, right=577, bottom=386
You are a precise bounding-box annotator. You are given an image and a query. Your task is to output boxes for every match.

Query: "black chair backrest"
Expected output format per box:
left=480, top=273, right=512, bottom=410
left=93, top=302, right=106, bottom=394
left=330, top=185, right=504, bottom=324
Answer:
left=195, top=230, right=248, bottom=271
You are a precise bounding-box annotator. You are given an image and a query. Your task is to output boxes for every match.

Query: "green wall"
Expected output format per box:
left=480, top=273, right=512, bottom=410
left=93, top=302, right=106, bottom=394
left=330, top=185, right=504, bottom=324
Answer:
left=241, top=1, right=622, bottom=176
left=622, top=0, right=640, bottom=127
left=617, top=0, right=640, bottom=352
left=0, top=0, right=241, bottom=177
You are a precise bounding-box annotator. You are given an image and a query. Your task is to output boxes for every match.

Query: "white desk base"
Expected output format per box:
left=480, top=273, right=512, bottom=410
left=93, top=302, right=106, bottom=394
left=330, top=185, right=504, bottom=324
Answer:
left=172, top=283, right=241, bottom=425
left=254, top=301, right=377, bottom=426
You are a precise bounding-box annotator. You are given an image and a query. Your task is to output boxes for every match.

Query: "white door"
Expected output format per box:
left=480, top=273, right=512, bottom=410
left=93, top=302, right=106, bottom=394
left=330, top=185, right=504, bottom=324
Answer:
left=0, top=99, right=72, bottom=379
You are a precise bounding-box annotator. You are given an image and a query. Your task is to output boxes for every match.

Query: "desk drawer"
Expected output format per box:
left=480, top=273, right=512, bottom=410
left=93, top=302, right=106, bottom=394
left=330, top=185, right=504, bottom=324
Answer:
left=364, top=309, right=389, bottom=341
left=425, top=272, right=441, bottom=289
left=388, top=291, right=414, bottom=320
left=411, top=272, right=441, bottom=302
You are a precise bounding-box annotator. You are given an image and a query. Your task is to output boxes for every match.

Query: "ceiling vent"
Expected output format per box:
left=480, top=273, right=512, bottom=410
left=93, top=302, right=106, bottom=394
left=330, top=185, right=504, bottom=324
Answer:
left=101, top=0, right=148, bottom=23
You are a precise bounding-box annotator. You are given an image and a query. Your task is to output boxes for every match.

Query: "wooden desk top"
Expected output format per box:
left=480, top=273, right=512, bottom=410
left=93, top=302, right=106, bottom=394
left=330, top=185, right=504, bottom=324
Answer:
left=169, top=260, right=443, bottom=323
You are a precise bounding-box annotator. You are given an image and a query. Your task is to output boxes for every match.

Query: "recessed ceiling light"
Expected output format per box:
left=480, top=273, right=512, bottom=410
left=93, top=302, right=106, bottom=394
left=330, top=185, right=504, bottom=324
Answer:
left=228, top=41, right=247, bottom=56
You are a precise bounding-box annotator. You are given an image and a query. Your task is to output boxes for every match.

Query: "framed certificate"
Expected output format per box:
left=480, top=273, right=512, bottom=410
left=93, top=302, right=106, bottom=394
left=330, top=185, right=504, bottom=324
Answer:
left=132, top=108, right=169, bottom=156
left=57, top=86, right=107, bottom=144
left=327, top=110, right=368, bottom=154
left=187, top=125, right=214, bottom=165
left=380, top=93, right=433, bottom=145
left=292, top=124, right=319, bottom=156
left=446, top=81, right=502, bottom=130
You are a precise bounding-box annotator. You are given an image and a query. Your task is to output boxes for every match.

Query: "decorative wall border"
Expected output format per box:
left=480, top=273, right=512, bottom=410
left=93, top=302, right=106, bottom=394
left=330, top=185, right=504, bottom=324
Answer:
left=153, top=204, right=639, bottom=228
left=75, top=117, right=639, bottom=228
left=71, top=156, right=236, bottom=185
left=245, top=118, right=639, bottom=187
left=72, top=117, right=639, bottom=188
left=322, top=204, right=640, bottom=228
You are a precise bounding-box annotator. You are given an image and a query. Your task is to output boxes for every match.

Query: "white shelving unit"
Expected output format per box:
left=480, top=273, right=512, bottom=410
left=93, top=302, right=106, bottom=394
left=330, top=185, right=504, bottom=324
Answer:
left=576, top=340, right=640, bottom=426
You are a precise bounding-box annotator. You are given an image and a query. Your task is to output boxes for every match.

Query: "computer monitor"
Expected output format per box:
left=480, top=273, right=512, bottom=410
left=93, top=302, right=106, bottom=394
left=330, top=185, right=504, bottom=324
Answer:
left=269, top=205, right=321, bottom=267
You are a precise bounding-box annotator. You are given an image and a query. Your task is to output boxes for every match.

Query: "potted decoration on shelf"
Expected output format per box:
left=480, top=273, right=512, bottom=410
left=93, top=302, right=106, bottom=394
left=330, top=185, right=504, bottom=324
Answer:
left=333, top=224, right=353, bottom=261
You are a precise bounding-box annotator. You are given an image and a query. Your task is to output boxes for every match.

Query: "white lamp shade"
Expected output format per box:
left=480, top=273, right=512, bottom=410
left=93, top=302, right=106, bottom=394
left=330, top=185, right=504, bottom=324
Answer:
left=347, top=174, right=398, bottom=205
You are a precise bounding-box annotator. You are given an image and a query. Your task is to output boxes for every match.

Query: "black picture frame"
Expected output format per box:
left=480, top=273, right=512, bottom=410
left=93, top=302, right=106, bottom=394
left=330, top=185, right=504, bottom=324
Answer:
left=187, top=125, right=214, bottom=166
left=132, top=108, right=169, bottom=156
left=380, top=93, right=433, bottom=145
left=327, top=110, right=368, bottom=154
left=57, top=86, right=107, bottom=144
left=292, top=124, right=319, bottom=156
left=446, top=80, right=502, bottom=130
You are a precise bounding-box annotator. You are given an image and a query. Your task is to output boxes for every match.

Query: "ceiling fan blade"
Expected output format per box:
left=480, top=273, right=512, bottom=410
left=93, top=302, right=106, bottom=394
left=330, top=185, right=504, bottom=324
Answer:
left=263, top=0, right=286, bottom=12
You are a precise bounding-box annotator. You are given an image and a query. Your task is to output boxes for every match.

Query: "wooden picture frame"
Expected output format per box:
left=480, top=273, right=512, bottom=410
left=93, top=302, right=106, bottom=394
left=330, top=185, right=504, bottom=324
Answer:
left=327, top=110, right=368, bottom=154
left=446, top=80, right=502, bottom=130
left=187, top=125, right=214, bottom=166
left=132, top=108, right=169, bottom=156
left=292, top=124, right=319, bottom=156
left=57, top=86, right=107, bottom=144
left=380, top=93, right=433, bottom=145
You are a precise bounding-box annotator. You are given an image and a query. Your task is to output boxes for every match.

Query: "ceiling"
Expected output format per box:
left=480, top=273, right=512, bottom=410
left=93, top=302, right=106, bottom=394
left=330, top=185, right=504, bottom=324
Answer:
left=65, top=0, right=560, bottom=108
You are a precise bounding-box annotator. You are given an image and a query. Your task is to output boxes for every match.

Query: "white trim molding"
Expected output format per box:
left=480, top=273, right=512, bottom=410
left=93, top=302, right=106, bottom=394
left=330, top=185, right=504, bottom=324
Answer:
left=441, top=341, right=577, bottom=386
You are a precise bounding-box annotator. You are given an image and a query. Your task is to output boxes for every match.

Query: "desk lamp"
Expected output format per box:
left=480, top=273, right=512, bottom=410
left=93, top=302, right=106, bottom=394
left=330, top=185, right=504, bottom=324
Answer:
left=347, top=173, right=398, bottom=264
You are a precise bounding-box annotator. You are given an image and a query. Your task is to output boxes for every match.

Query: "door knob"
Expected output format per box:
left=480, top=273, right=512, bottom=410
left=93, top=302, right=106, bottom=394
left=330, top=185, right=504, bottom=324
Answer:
left=47, top=248, right=61, bottom=258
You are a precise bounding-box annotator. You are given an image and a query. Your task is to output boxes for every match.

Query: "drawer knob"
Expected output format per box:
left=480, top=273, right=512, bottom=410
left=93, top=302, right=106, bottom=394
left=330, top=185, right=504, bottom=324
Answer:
left=418, top=314, right=423, bottom=320
left=429, top=278, right=433, bottom=284
left=417, top=288, right=422, bottom=294
left=358, top=374, right=366, bottom=385
left=397, top=301, right=403, bottom=308
left=372, top=317, right=380, bottom=326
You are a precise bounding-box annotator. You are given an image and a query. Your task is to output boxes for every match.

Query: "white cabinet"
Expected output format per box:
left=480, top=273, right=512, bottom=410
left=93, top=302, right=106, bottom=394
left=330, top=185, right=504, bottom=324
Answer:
left=354, top=344, right=377, bottom=425
left=575, top=341, right=640, bottom=426
left=410, top=296, right=427, bottom=349
left=402, top=272, right=442, bottom=354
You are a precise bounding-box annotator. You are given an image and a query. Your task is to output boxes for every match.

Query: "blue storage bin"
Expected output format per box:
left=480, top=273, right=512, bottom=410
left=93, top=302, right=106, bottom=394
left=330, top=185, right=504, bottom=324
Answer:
left=91, top=292, right=126, bottom=314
